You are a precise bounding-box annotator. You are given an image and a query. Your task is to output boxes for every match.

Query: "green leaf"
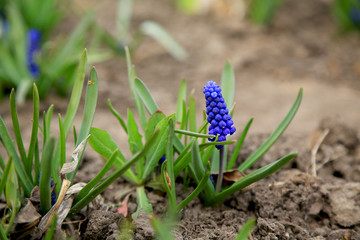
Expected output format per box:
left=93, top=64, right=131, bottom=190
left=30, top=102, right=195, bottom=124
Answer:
left=127, top=109, right=143, bottom=154
left=0, top=117, right=33, bottom=196
left=44, top=214, right=57, bottom=240
left=44, top=105, right=54, bottom=144
left=40, top=137, right=55, bottom=213
left=135, top=78, right=159, bottom=115
left=89, top=127, right=138, bottom=183
left=191, top=141, right=215, bottom=200
left=145, top=111, right=166, bottom=142
left=5, top=162, right=19, bottom=235
left=227, top=118, right=253, bottom=170
left=132, top=186, right=153, bottom=218
left=142, top=114, right=175, bottom=180
left=176, top=162, right=211, bottom=212
left=0, top=156, right=13, bottom=198
left=221, top=61, right=235, bottom=108
left=188, top=93, right=196, bottom=132
left=176, top=79, right=186, bottom=123
left=58, top=114, right=66, bottom=167
left=150, top=216, right=175, bottom=240
left=9, top=89, right=26, bottom=169
left=213, top=152, right=297, bottom=204
left=166, top=119, right=176, bottom=210
left=107, top=99, right=128, bottom=134
left=117, top=0, right=133, bottom=43
left=26, top=84, right=40, bottom=180
left=68, top=67, right=99, bottom=181
left=125, top=47, right=147, bottom=130
left=139, top=21, right=188, bottom=61
left=236, top=218, right=256, bottom=240
left=238, top=89, right=303, bottom=172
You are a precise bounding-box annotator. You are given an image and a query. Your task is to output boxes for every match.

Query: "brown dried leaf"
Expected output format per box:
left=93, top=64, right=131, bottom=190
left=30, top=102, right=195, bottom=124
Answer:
left=212, top=169, right=246, bottom=186
left=14, top=199, right=41, bottom=224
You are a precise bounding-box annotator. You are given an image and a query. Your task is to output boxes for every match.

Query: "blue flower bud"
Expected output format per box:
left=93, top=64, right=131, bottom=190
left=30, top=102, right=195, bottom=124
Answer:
left=27, top=29, right=42, bottom=78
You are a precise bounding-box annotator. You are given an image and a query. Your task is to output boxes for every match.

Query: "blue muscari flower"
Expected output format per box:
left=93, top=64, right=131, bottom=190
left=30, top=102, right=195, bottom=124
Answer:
left=27, top=29, right=42, bottom=78
left=203, top=81, right=236, bottom=149
left=159, top=155, right=166, bottom=164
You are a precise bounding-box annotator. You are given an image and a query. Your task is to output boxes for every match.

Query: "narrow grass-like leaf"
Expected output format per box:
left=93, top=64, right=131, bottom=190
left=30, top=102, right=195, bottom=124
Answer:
left=135, top=78, right=159, bottom=115
left=227, top=118, right=253, bottom=170
left=68, top=67, right=98, bottom=181
left=44, top=214, right=57, bottom=240
left=238, top=89, right=302, bottom=172
left=188, top=93, right=196, bottom=132
left=74, top=149, right=118, bottom=203
left=150, top=216, right=174, bottom=240
left=145, top=111, right=166, bottom=142
left=221, top=61, right=235, bottom=109
left=26, top=83, right=39, bottom=179
left=5, top=162, right=19, bottom=235
left=107, top=99, right=128, bottom=134
left=70, top=130, right=159, bottom=215
left=44, top=105, right=54, bottom=144
left=236, top=218, right=256, bottom=240
left=58, top=114, right=65, bottom=167
left=176, top=162, right=211, bottom=212
left=0, top=117, right=32, bottom=196
left=174, top=129, right=215, bottom=138
left=142, top=114, right=174, bottom=180
left=0, top=224, right=7, bottom=240
left=39, top=137, right=55, bottom=213
left=89, top=127, right=138, bottom=183
left=127, top=109, right=143, bottom=154
left=9, top=89, right=26, bottom=167
left=191, top=141, right=215, bottom=200
left=125, top=47, right=147, bottom=130
left=213, top=152, right=297, bottom=204
left=0, top=156, right=12, bottom=198
left=139, top=21, right=187, bottom=61
left=166, top=119, right=176, bottom=210
left=201, top=145, right=215, bottom=167
left=176, top=79, right=186, bottom=123
left=132, top=186, right=153, bottom=218
left=0, top=155, right=4, bottom=171
left=34, top=141, right=40, bottom=184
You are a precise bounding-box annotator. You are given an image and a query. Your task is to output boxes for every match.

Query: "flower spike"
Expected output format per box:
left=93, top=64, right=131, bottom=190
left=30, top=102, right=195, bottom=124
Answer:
left=203, top=81, right=236, bottom=149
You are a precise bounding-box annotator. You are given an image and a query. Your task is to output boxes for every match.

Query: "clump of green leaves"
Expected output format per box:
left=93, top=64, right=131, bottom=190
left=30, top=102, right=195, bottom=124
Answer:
left=0, top=50, right=141, bottom=239
left=0, top=1, right=108, bottom=102
left=89, top=46, right=302, bottom=222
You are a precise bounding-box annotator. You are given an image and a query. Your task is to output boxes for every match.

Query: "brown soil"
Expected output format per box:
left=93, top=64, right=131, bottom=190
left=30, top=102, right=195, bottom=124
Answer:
left=1, top=0, right=360, bottom=239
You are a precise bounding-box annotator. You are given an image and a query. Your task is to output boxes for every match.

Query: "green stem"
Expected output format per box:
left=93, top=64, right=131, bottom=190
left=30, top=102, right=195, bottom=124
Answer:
left=215, top=148, right=224, bottom=194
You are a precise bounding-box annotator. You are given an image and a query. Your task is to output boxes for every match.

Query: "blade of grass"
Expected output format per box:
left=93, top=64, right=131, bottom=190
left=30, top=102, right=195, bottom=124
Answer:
left=58, top=114, right=65, bottom=167
left=176, top=79, right=186, bottom=123
left=125, top=47, right=147, bottom=130
left=176, top=162, right=211, bottom=212
left=39, top=138, right=55, bottom=213
left=139, top=21, right=187, bottom=61
left=227, top=118, right=253, bottom=170
left=0, top=117, right=33, bottom=196
left=150, top=216, right=175, bottom=240
left=0, top=156, right=12, bottom=198
left=166, top=118, right=176, bottom=210
left=70, top=129, right=159, bottom=215
left=26, top=84, right=40, bottom=180
left=188, top=93, right=196, bottom=132
left=238, top=89, right=303, bottom=172
left=236, top=218, right=256, bottom=240
left=9, top=89, right=26, bottom=168
left=44, top=214, right=57, bottom=240
left=44, top=105, right=54, bottom=144
left=127, top=109, right=144, bottom=177
left=132, top=186, right=153, bottom=218
left=213, top=152, right=297, bottom=204
left=135, top=78, right=159, bottom=115
left=145, top=111, right=166, bottom=142
left=68, top=67, right=99, bottom=181
left=5, top=162, right=19, bottom=235
left=221, top=61, right=235, bottom=109
left=107, top=99, right=128, bottom=134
